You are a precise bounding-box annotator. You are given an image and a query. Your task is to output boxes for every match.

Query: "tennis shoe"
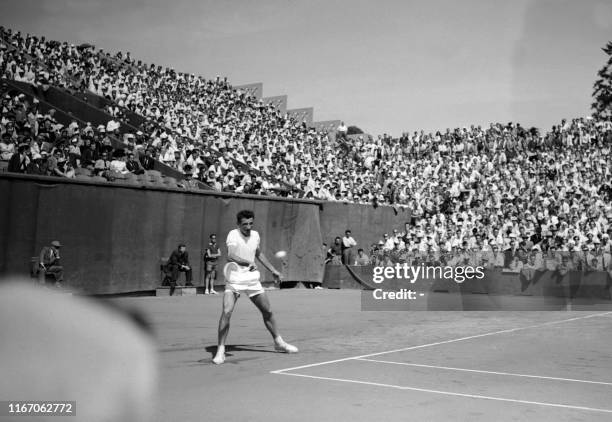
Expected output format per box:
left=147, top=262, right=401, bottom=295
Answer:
left=275, top=340, right=298, bottom=353
left=212, top=354, right=225, bottom=365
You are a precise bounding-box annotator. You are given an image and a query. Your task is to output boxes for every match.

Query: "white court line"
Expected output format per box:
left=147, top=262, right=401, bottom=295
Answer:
left=356, top=359, right=612, bottom=387
left=277, top=372, right=612, bottom=414
left=271, top=311, right=611, bottom=374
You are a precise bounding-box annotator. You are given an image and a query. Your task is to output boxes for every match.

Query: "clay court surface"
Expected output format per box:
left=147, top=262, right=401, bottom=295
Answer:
left=116, top=290, right=612, bottom=422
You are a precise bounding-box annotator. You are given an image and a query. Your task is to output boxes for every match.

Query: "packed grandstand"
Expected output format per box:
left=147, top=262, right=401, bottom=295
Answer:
left=1, top=26, right=612, bottom=262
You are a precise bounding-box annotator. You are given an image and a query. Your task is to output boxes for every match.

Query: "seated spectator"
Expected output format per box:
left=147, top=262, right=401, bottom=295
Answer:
left=47, top=149, right=65, bottom=177
left=81, top=141, right=99, bottom=168
left=94, top=150, right=111, bottom=176
left=354, top=248, right=370, bottom=266
left=38, top=240, right=64, bottom=288
left=58, top=158, right=75, bottom=178
left=67, top=137, right=82, bottom=167
left=0, top=134, right=15, bottom=160
left=139, top=148, right=155, bottom=170
left=109, top=150, right=129, bottom=176
left=179, top=166, right=199, bottom=189
left=126, top=152, right=144, bottom=174
left=7, top=143, right=29, bottom=173
left=164, top=244, right=193, bottom=291
left=26, top=152, right=47, bottom=175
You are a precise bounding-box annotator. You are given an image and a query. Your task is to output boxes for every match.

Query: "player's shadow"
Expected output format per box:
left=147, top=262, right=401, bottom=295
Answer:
left=199, top=344, right=278, bottom=363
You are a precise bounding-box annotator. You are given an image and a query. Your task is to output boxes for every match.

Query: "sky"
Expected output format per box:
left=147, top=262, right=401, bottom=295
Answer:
left=2, top=0, right=611, bottom=136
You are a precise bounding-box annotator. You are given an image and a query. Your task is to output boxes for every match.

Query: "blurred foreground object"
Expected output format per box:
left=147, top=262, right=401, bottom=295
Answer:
left=0, top=279, right=158, bottom=422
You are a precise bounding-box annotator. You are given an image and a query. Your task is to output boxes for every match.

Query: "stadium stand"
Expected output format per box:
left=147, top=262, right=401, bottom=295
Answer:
left=1, top=26, right=611, bottom=259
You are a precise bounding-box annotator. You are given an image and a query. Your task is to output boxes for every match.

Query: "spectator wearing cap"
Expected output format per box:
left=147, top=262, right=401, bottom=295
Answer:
left=38, top=240, right=64, bottom=288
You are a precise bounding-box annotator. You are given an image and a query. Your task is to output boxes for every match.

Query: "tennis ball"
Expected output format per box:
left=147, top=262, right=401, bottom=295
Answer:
left=274, top=250, right=287, bottom=259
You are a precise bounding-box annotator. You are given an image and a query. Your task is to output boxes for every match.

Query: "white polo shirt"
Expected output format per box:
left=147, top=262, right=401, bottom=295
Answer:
left=226, top=228, right=260, bottom=264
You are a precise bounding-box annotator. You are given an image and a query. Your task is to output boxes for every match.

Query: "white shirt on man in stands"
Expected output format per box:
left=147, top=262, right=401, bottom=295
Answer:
left=110, top=157, right=129, bottom=174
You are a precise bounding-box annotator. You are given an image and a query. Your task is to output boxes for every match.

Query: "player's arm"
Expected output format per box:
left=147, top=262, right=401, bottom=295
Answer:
left=255, top=248, right=282, bottom=280
left=226, top=250, right=251, bottom=266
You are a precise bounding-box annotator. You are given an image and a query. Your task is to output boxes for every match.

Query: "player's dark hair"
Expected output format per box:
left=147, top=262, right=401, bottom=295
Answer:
left=178, top=243, right=186, bottom=249
left=210, top=233, right=216, bottom=238
left=236, top=209, right=255, bottom=223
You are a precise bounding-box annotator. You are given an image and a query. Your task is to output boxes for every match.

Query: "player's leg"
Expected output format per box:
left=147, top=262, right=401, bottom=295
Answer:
left=213, top=291, right=238, bottom=364
left=250, top=293, right=298, bottom=353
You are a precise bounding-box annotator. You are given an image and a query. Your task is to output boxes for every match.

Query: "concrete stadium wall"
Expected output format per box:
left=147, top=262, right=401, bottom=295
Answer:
left=0, top=174, right=324, bottom=294
left=0, top=175, right=412, bottom=294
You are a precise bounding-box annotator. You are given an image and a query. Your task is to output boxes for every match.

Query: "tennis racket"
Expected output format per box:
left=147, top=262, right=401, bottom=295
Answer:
left=223, top=262, right=240, bottom=282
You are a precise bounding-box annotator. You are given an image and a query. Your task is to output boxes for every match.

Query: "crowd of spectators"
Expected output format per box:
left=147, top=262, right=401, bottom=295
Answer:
left=364, top=210, right=612, bottom=273
left=0, top=82, right=197, bottom=187
left=2, top=27, right=612, bottom=257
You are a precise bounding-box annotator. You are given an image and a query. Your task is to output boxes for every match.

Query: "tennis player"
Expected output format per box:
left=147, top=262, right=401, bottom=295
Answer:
left=212, top=209, right=298, bottom=364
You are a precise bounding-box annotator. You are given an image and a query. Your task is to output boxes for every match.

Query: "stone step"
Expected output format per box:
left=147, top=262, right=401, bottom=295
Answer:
left=156, top=286, right=198, bottom=296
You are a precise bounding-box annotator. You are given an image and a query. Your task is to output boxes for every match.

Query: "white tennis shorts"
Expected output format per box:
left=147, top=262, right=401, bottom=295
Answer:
left=224, top=265, right=264, bottom=298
